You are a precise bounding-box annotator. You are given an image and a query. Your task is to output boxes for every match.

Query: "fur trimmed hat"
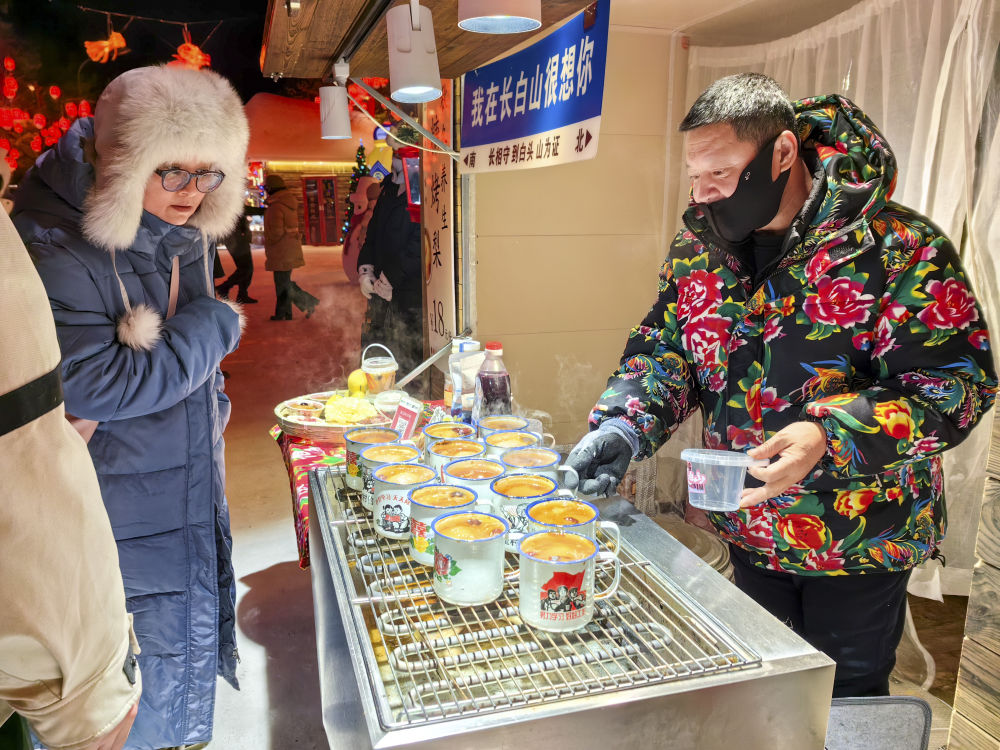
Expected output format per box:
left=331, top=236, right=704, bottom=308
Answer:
left=84, top=65, right=249, bottom=251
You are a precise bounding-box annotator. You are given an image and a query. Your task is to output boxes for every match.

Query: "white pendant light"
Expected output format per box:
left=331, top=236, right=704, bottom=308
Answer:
left=457, top=0, right=541, bottom=34
left=387, top=1, right=442, bottom=103
left=319, top=84, right=352, bottom=139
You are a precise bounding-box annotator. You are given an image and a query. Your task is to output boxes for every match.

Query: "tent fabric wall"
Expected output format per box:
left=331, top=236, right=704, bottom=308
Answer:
left=682, top=0, right=1000, bottom=597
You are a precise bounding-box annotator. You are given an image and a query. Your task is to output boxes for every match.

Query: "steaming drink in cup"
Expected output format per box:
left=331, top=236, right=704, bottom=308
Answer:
left=501, top=447, right=580, bottom=489
left=345, top=427, right=400, bottom=490
left=358, top=442, right=421, bottom=511
left=491, top=473, right=575, bottom=552
left=431, top=511, right=510, bottom=606
left=529, top=499, right=596, bottom=526
left=435, top=512, right=506, bottom=540
left=525, top=498, right=620, bottom=548
left=371, top=462, right=435, bottom=540
left=448, top=459, right=505, bottom=480
left=427, top=438, right=487, bottom=481
left=409, top=485, right=482, bottom=566
left=521, top=531, right=596, bottom=561
left=517, top=530, right=621, bottom=633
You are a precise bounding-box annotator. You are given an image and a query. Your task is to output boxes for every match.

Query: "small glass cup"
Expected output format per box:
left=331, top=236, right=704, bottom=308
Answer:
left=371, top=463, right=436, bottom=540
left=409, top=485, right=492, bottom=566
left=431, top=511, right=509, bottom=606
left=517, top=531, right=621, bottom=633
left=490, top=473, right=575, bottom=553
left=501, top=446, right=579, bottom=489
left=442, top=457, right=506, bottom=506
left=525, top=498, right=621, bottom=550
left=359, top=442, right=422, bottom=512
left=426, top=438, right=487, bottom=481
left=344, top=427, right=400, bottom=490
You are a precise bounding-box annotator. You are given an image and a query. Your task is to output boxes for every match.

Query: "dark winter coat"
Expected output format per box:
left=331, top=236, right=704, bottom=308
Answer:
left=357, top=181, right=422, bottom=309
left=12, top=117, right=243, bottom=747
left=591, top=95, right=997, bottom=575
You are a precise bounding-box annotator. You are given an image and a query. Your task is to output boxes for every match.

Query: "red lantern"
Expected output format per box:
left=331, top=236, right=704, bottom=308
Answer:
left=0, top=137, right=9, bottom=150
left=8, top=147, right=20, bottom=160
left=3, top=76, right=17, bottom=100
left=3, top=57, right=14, bottom=72
left=30, top=135, right=42, bottom=152
left=13, top=122, right=22, bottom=133
left=49, top=85, right=61, bottom=99
left=65, top=102, right=78, bottom=119
left=0, top=109, right=10, bottom=129
left=79, top=100, right=92, bottom=117
left=13, top=109, right=26, bottom=120
left=33, top=113, right=46, bottom=129
left=57, top=116, right=70, bottom=132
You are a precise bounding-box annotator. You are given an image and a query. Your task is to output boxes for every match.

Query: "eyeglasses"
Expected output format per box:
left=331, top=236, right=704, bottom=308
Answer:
left=154, top=168, right=226, bottom=193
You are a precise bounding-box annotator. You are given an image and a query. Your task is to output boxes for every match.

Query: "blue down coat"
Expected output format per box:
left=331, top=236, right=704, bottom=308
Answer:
left=12, top=119, right=242, bottom=747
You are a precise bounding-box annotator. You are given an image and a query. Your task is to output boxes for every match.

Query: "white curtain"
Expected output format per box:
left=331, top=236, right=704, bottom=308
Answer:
left=682, top=0, right=1000, bottom=597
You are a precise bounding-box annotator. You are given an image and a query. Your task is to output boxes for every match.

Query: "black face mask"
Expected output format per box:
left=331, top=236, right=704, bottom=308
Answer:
left=698, top=134, right=791, bottom=245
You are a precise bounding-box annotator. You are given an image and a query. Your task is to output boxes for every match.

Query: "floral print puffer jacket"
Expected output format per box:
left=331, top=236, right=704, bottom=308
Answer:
left=590, top=95, right=997, bottom=575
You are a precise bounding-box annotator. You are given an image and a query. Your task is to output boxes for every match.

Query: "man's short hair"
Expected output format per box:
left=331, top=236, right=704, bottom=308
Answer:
left=679, top=73, right=795, bottom=147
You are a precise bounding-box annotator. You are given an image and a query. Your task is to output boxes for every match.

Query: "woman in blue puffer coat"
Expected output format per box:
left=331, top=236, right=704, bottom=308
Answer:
left=12, top=65, right=249, bottom=749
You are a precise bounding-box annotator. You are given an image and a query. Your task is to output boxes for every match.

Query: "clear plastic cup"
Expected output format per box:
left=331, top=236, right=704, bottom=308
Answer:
left=680, top=449, right=769, bottom=512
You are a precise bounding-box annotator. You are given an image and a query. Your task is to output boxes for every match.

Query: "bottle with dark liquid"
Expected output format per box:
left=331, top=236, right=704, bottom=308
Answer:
left=472, top=341, right=512, bottom=424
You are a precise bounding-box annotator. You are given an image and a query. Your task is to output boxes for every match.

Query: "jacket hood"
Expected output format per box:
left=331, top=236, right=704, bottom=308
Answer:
left=266, top=187, right=296, bottom=209
left=793, top=93, right=897, bottom=238
left=684, top=95, right=897, bottom=259
left=84, top=65, right=249, bottom=251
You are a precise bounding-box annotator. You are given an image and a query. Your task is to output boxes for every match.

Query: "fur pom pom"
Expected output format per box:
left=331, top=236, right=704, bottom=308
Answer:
left=217, top=297, right=246, bottom=334
left=116, top=304, right=163, bottom=350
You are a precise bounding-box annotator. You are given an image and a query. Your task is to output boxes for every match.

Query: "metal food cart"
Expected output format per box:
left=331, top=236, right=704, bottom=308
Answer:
left=308, top=468, right=835, bottom=749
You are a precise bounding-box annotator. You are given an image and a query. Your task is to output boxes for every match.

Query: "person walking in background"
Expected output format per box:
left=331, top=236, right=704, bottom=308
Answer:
left=12, top=64, right=248, bottom=749
left=357, top=146, right=423, bottom=378
left=0, top=159, right=140, bottom=750
left=263, top=174, right=318, bottom=321
left=217, top=204, right=264, bottom=304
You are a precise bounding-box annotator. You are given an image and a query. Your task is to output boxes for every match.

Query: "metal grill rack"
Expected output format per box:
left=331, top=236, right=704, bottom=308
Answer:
left=317, top=468, right=761, bottom=732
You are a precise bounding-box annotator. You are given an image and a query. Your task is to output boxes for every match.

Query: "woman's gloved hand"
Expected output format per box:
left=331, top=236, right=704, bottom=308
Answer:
left=566, top=421, right=636, bottom=497
left=358, top=264, right=376, bottom=299
left=373, top=272, right=393, bottom=301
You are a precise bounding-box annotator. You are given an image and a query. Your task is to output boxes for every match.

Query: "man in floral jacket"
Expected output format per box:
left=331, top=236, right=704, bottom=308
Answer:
left=567, top=73, right=997, bottom=697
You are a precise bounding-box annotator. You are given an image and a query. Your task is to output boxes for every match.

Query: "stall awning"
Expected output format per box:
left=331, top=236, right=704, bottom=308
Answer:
left=245, top=93, right=367, bottom=162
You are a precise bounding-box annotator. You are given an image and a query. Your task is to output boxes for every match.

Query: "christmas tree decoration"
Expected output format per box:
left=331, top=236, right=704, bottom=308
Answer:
left=170, top=27, right=211, bottom=70
left=85, top=31, right=127, bottom=64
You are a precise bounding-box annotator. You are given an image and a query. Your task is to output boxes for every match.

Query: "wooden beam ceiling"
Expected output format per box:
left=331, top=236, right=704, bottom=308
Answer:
left=261, top=0, right=593, bottom=80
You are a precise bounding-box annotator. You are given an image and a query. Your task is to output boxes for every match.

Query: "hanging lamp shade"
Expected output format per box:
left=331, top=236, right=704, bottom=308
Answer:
left=457, top=0, right=541, bottom=33
left=386, top=3, right=442, bottom=103
left=319, top=84, right=352, bottom=139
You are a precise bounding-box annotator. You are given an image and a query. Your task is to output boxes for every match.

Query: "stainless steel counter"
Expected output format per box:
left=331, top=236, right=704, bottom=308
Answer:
left=308, top=469, right=835, bottom=749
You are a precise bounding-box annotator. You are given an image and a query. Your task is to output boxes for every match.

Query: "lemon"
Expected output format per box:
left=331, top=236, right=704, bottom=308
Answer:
left=347, top=368, right=367, bottom=397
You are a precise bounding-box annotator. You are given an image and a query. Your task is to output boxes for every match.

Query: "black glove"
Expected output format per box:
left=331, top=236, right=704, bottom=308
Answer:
left=566, top=426, right=633, bottom=497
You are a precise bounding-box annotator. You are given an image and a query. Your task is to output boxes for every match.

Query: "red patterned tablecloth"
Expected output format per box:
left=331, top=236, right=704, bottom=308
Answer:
left=270, top=425, right=346, bottom=569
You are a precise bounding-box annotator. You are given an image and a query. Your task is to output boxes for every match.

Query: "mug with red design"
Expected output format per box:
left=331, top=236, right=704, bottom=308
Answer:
left=517, top=531, right=621, bottom=632
left=430, top=511, right=509, bottom=606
